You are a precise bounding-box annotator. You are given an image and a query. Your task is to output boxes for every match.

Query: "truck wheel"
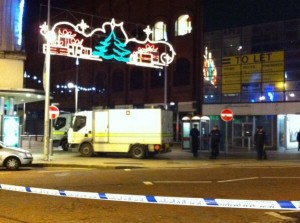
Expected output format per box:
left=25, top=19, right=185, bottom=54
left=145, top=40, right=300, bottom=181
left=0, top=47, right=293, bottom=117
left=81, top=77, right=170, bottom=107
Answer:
left=130, top=144, right=146, bottom=159
left=80, top=143, right=94, bottom=157
left=61, top=139, right=69, bottom=151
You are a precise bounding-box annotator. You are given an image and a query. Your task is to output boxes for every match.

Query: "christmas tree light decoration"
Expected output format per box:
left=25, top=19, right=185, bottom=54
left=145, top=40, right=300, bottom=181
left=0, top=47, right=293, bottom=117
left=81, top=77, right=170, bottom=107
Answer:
left=93, top=29, right=131, bottom=62
left=40, top=18, right=176, bottom=68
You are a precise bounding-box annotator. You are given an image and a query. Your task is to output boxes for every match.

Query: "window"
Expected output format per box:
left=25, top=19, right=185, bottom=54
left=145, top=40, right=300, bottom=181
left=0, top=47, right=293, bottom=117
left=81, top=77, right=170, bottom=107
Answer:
left=175, top=14, right=192, bottom=36
left=72, top=116, right=86, bottom=132
left=130, top=67, right=143, bottom=90
left=150, top=69, right=164, bottom=88
left=96, top=72, right=106, bottom=93
left=112, top=69, right=124, bottom=92
left=131, top=25, right=147, bottom=40
left=152, top=21, right=167, bottom=41
left=54, top=117, right=66, bottom=130
left=173, top=58, right=190, bottom=86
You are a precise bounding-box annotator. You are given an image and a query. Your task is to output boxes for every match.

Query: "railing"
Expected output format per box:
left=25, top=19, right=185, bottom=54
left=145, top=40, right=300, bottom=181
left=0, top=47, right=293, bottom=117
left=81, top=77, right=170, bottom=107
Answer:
left=20, top=134, right=44, bottom=149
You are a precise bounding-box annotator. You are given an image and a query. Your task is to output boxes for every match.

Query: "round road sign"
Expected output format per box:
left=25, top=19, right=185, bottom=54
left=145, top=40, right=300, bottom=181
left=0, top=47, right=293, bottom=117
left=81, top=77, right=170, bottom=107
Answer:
left=49, top=105, right=59, bottom=119
left=220, top=108, right=233, bottom=122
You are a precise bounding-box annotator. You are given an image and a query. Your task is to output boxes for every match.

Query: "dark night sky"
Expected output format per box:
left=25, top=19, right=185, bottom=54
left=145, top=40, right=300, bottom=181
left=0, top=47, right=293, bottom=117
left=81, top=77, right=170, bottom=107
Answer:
left=24, top=0, right=300, bottom=34
left=204, top=0, right=300, bottom=31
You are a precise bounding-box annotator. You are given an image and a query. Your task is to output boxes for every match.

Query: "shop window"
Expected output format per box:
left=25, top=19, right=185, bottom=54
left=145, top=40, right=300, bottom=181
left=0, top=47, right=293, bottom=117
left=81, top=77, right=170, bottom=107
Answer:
left=112, top=69, right=124, bottom=92
left=130, top=67, right=143, bottom=90
left=175, top=14, right=192, bottom=36
left=152, top=21, right=167, bottom=41
left=173, top=58, right=190, bottom=86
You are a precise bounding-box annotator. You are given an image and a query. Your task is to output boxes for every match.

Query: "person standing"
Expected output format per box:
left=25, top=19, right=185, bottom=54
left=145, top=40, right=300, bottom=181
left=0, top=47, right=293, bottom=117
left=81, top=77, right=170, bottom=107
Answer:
left=190, top=124, right=200, bottom=157
left=297, top=131, right=300, bottom=151
left=209, top=125, right=221, bottom=159
left=254, top=126, right=267, bottom=160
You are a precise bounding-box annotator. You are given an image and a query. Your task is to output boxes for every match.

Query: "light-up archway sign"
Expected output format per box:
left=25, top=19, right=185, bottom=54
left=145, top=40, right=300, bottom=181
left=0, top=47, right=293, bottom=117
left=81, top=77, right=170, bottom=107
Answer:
left=40, top=19, right=176, bottom=69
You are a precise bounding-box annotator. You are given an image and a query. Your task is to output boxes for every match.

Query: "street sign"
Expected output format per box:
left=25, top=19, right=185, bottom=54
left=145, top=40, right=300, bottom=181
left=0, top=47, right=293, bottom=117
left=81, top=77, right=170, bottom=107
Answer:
left=49, top=105, right=60, bottom=119
left=220, top=108, right=234, bottom=122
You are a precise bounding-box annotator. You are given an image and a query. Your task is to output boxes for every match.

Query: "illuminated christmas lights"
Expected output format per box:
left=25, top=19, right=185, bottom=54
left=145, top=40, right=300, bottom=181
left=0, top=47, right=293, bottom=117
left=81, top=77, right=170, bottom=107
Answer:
left=93, top=30, right=131, bottom=62
left=203, top=47, right=217, bottom=86
left=40, top=18, right=176, bottom=68
left=24, top=73, right=100, bottom=93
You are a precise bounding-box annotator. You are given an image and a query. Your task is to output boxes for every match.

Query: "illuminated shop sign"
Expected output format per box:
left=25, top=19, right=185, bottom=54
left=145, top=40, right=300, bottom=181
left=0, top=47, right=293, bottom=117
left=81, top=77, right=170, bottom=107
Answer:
left=40, top=19, right=176, bottom=69
left=2, top=116, right=20, bottom=147
left=203, top=47, right=217, bottom=86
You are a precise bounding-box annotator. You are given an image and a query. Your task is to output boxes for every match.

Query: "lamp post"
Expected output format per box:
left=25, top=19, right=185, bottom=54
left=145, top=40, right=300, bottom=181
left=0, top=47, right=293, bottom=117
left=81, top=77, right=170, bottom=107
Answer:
left=75, top=58, right=79, bottom=113
left=43, top=0, right=51, bottom=161
left=164, top=45, right=168, bottom=109
left=67, top=88, right=78, bottom=114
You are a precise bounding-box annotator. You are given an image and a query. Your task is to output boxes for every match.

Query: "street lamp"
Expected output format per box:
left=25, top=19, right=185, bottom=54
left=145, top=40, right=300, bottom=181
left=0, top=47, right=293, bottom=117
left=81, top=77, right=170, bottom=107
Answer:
left=43, top=0, right=51, bottom=161
left=67, top=82, right=77, bottom=112
left=75, top=58, right=79, bottom=113
left=68, top=58, right=79, bottom=113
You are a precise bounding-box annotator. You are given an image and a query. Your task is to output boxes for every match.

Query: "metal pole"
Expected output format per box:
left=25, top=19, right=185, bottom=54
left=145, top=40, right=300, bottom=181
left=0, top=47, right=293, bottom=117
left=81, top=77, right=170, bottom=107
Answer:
left=164, top=67, right=167, bottom=109
left=164, top=46, right=168, bottom=109
left=22, top=102, right=26, bottom=134
left=50, top=119, right=53, bottom=156
left=43, top=0, right=51, bottom=161
left=225, top=121, right=228, bottom=153
left=75, top=58, right=79, bottom=113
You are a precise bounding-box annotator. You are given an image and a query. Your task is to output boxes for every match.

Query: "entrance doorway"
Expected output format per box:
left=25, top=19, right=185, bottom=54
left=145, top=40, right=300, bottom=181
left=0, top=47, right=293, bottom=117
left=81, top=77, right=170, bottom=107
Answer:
left=232, top=122, right=253, bottom=150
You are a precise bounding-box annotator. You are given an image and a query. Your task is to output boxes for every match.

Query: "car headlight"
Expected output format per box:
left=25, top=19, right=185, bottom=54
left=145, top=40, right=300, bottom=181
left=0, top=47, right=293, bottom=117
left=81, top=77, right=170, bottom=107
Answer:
left=24, top=153, right=32, bottom=158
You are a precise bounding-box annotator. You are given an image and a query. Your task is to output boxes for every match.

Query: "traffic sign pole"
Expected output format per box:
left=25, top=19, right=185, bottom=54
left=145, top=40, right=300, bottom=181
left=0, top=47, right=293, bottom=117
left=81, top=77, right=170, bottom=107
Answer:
left=220, top=109, right=234, bottom=153
left=225, top=122, right=228, bottom=153
left=48, top=105, right=59, bottom=156
left=50, top=119, right=53, bottom=156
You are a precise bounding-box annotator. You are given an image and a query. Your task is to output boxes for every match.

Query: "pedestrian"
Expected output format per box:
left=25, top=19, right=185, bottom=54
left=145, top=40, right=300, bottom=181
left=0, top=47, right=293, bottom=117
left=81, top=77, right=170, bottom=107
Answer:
left=190, top=124, right=200, bottom=157
left=254, top=126, right=267, bottom=160
left=297, top=131, right=300, bottom=151
left=209, top=125, right=221, bottom=159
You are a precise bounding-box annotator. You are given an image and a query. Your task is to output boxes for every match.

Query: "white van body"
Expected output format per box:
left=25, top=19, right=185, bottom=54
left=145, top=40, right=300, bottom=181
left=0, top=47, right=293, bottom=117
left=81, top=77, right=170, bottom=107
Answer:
left=68, top=109, right=173, bottom=158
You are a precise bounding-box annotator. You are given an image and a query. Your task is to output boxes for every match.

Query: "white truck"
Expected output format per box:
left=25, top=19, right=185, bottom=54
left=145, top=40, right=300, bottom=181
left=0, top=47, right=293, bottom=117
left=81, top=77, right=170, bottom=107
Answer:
left=52, top=113, right=73, bottom=151
left=68, top=108, right=173, bottom=158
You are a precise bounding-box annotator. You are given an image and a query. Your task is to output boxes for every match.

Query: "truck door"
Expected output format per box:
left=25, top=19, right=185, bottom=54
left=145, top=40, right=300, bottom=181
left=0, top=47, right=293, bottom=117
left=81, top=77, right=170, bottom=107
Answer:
left=93, top=111, right=109, bottom=143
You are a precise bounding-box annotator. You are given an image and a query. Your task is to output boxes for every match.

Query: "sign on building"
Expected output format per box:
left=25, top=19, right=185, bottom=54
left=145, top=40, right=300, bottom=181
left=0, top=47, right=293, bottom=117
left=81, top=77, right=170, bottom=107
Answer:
left=221, top=51, right=284, bottom=94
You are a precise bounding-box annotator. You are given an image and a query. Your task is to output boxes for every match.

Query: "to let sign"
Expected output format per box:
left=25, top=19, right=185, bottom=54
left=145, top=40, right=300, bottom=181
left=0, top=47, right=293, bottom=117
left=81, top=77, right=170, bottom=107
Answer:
left=49, top=105, right=60, bottom=119
left=220, top=109, right=233, bottom=122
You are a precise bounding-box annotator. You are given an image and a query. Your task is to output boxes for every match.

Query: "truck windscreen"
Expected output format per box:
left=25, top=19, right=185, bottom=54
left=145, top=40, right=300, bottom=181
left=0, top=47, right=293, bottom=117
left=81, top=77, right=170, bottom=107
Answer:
left=72, top=116, right=86, bottom=132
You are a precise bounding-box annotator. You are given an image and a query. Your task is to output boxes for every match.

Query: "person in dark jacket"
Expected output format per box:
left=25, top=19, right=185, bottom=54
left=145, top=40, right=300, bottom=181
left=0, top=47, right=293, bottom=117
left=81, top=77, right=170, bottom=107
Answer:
left=209, top=125, right=221, bottom=159
left=254, top=126, right=267, bottom=160
left=190, top=124, right=200, bottom=157
left=297, top=131, right=300, bottom=151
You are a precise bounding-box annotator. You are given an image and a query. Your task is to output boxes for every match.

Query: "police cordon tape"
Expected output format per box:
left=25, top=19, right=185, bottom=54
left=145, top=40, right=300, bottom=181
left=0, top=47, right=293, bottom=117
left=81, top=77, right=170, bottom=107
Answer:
left=1, top=183, right=300, bottom=210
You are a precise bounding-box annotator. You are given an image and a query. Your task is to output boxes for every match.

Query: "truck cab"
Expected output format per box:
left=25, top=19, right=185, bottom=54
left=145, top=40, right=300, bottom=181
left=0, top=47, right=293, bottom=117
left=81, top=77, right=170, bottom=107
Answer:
left=52, top=113, right=73, bottom=151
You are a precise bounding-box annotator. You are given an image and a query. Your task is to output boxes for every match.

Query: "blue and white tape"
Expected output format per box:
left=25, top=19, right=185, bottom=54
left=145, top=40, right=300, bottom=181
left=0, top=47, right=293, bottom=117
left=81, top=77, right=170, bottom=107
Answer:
left=1, top=183, right=299, bottom=210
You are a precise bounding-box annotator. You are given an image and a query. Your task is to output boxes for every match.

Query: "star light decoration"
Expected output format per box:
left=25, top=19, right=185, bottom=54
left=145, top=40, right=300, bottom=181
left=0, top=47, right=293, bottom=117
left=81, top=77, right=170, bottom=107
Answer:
left=40, top=18, right=176, bottom=69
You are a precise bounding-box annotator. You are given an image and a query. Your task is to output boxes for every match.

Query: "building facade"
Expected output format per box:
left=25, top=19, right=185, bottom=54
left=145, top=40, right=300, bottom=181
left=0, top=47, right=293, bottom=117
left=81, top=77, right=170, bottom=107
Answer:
left=24, top=1, right=300, bottom=151
left=203, top=19, right=300, bottom=151
left=26, top=0, right=203, bottom=111
left=25, top=0, right=204, bottom=138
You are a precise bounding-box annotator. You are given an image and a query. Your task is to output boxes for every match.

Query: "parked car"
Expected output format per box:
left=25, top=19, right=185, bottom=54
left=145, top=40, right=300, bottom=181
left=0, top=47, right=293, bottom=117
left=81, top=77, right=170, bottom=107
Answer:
left=0, top=141, right=33, bottom=170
